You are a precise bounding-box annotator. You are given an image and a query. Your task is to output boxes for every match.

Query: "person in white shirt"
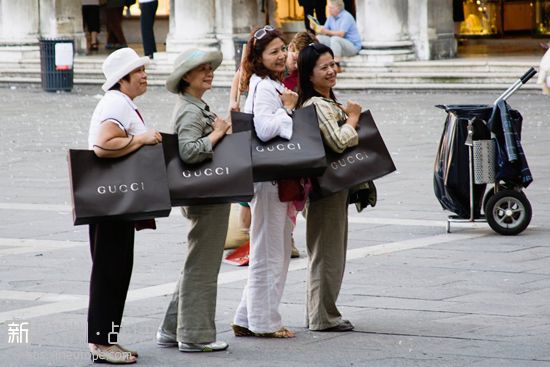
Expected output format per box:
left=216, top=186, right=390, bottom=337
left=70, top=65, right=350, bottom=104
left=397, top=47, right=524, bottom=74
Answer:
left=87, top=47, right=161, bottom=364
left=232, top=25, right=299, bottom=338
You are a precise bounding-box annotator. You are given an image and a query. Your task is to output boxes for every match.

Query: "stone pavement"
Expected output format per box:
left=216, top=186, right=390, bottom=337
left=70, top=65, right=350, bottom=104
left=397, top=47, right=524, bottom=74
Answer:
left=0, top=84, right=549, bottom=367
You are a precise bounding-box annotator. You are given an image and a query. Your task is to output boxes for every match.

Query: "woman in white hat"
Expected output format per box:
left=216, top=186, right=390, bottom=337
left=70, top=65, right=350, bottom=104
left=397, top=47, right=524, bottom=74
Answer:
left=87, top=47, right=162, bottom=364
left=155, top=48, right=232, bottom=353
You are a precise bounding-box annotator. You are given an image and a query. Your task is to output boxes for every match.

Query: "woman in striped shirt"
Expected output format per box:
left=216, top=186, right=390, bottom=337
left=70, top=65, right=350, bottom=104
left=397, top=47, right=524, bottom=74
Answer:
left=297, top=42, right=361, bottom=332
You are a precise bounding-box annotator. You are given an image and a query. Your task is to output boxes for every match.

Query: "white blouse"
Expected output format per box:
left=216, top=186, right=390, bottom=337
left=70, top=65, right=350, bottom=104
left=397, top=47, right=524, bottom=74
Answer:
left=244, top=74, right=293, bottom=142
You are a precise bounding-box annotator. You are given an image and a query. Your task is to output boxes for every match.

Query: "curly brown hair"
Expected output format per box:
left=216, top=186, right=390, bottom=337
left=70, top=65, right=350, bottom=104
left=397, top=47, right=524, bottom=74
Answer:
left=289, top=31, right=317, bottom=53
left=239, top=26, right=286, bottom=93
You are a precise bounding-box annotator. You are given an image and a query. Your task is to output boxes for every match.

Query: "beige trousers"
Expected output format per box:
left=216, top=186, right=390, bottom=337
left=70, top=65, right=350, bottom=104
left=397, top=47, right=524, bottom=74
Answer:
left=305, top=190, right=349, bottom=330
left=160, top=203, right=230, bottom=343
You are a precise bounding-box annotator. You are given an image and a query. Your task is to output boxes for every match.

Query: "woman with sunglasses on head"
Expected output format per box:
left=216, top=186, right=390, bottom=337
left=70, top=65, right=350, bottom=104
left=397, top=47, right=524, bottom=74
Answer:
left=297, top=42, right=361, bottom=333
left=232, top=25, right=298, bottom=339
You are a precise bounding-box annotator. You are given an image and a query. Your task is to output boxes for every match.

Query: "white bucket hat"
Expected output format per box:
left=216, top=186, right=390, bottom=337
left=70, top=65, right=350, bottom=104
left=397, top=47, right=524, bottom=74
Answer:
left=166, top=48, right=223, bottom=94
left=101, top=48, right=150, bottom=92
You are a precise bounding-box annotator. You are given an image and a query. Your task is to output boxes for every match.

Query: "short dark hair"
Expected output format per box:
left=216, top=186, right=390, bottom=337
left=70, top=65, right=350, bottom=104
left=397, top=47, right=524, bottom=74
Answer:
left=108, top=73, right=131, bottom=91
left=177, top=78, right=190, bottom=94
left=297, top=43, right=336, bottom=107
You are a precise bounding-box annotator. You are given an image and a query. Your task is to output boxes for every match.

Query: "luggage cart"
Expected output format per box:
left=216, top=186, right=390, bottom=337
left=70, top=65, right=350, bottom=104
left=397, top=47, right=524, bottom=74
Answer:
left=433, top=68, right=536, bottom=235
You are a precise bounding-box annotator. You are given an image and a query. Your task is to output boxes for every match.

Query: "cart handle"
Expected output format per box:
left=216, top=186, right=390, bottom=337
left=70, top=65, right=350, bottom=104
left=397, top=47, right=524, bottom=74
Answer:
left=494, top=67, right=537, bottom=104
left=520, top=67, right=537, bottom=84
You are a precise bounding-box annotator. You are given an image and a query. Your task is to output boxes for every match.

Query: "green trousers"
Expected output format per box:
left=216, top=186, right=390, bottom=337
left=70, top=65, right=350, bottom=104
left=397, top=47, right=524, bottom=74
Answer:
left=305, top=190, right=349, bottom=330
left=159, top=203, right=230, bottom=343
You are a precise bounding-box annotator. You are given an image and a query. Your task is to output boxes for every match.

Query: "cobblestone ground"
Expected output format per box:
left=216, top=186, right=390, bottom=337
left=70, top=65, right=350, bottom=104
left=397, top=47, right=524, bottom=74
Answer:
left=0, top=84, right=549, bottom=367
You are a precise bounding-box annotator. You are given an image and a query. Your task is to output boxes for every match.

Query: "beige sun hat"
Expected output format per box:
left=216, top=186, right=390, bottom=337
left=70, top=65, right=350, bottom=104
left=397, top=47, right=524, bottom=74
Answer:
left=101, top=48, right=150, bottom=92
left=165, top=48, right=223, bottom=94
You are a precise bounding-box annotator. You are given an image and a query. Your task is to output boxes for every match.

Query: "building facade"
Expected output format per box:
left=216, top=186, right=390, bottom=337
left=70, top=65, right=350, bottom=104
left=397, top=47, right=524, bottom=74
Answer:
left=0, top=0, right=456, bottom=63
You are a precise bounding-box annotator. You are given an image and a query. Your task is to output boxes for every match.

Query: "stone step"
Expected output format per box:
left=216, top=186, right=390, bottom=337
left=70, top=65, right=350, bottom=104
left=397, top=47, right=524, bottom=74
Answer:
left=0, top=56, right=541, bottom=90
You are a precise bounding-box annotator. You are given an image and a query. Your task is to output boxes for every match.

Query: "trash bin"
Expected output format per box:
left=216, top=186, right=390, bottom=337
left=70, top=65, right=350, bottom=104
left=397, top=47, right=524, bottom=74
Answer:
left=39, top=38, right=74, bottom=92
left=233, top=38, right=248, bottom=71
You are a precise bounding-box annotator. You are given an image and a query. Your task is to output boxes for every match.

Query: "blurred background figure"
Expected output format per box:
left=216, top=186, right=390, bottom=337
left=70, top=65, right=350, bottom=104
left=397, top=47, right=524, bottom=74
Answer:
left=453, top=0, right=465, bottom=40
left=299, top=0, right=327, bottom=33
left=81, top=0, right=101, bottom=52
left=343, top=0, right=355, bottom=18
left=105, top=0, right=132, bottom=50
left=138, top=0, right=158, bottom=58
left=317, top=0, right=361, bottom=70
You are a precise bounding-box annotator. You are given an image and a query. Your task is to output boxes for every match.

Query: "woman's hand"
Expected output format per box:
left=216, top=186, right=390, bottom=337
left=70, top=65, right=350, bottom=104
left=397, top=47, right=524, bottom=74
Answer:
left=229, top=101, right=241, bottom=112
left=229, top=100, right=240, bottom=112
left=344, top=100, right=362, bottom=128
left=137, top=128, right=162, bottom=145
left=281, top=88, right=298, bottom=111
left=209, top=117, right=231, bottom=146
left=213, top=117, right=231, bottom=134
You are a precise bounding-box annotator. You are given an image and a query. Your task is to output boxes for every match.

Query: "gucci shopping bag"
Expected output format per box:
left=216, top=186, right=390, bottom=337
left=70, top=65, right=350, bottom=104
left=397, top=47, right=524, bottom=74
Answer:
left=162, top=130, right=254, bottom=206
left=313, top=110, right=396, bottom=198
left=232, top=105, right=327, bottom=182
left=68, top=144, right=172, bottom=225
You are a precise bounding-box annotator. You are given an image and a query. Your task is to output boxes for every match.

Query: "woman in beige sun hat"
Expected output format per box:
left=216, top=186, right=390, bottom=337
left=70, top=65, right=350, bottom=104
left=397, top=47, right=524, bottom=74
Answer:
left=156, top=48, right=233, bottom=353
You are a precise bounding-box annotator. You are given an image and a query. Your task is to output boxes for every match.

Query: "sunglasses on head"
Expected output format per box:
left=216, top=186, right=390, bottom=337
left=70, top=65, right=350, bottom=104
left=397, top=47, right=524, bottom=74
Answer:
left=253, top=25, right=275, bottom=40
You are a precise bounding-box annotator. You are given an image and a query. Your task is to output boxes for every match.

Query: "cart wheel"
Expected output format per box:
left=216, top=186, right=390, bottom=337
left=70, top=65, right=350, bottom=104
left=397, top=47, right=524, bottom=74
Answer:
left=485, top=190, right=531, bottom=235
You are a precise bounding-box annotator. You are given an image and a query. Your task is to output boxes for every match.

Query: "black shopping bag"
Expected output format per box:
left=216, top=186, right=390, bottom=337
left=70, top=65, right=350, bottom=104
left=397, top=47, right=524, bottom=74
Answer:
left=313, top=110, right=396, bottom=198
left=162, top=131, right=254, bottom=206
left=68, top=144, right=172, bottom=225
left=232, top=105, right=327, bottom=182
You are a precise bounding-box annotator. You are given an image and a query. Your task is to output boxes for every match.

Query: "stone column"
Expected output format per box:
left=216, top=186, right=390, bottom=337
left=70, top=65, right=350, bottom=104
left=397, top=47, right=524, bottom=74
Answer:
left=166, top=0, right=218, bottom=55
left=215, top=0, right=235, bottom=63
left=223, top=0, right=260, bottom=65
left=0, top=0, right=40, bottom=61
left=408, top=0, right=456, bottom=60
left=39, top=0, right=86, bottom=52
left=356, top=0, right=415, bottom=63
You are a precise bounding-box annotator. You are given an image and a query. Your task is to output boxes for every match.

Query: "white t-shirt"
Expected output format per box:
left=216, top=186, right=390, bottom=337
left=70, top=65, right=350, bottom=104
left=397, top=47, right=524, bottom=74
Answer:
left=88, top=90, right=148, bottom=149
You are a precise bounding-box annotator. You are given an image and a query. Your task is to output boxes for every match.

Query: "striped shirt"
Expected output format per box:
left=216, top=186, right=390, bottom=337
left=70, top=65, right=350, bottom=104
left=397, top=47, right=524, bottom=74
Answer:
left=302, top=96, right=359, bottom=153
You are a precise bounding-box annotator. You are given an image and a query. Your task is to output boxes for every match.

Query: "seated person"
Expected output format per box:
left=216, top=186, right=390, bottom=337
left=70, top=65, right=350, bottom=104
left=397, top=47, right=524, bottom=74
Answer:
left=317, top=0, right=361, bottom=69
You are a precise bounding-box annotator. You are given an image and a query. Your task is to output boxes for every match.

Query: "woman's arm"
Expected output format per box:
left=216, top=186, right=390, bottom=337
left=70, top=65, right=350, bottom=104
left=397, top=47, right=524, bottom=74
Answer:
left=320, top=28, right=345, bottom=38
left=175, top=108, right=230, bottom=165
left=93, top=120, right=160, bottom=158
left=252, top=81, right=293, bottom=142
left=229, top=69, right=241, bottom=112
left=311, top=99, right=359, bottom=153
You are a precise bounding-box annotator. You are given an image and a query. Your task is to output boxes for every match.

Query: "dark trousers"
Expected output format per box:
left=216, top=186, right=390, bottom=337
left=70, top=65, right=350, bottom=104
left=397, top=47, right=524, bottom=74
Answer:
left=82, top=5, right=101, bottom=33
left=303, top=1, right=327, bottom=33
left=105, top=6, right=127, bottom=46
left=140, top=0, right=158, bottom=57
left=88, top=220, right=135, bottom=345
left=343, top=0, right=356, bottom=19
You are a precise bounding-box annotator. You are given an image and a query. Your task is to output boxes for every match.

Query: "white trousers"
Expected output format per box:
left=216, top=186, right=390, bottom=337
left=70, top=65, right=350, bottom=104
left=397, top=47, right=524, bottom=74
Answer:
left=233, top=182, right=293, bottom=333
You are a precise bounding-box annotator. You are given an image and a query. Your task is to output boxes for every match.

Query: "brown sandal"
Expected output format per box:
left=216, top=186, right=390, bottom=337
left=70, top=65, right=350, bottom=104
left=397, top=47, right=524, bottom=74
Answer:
left=256, top=327, right=295, bottom=338
left=118, top=345, right=139, bottom=358
left=231, top=324, right=255, bottom=337
left=89, top=344, right=137, bottom=364
left=231, top=324, right=295, bottom=338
